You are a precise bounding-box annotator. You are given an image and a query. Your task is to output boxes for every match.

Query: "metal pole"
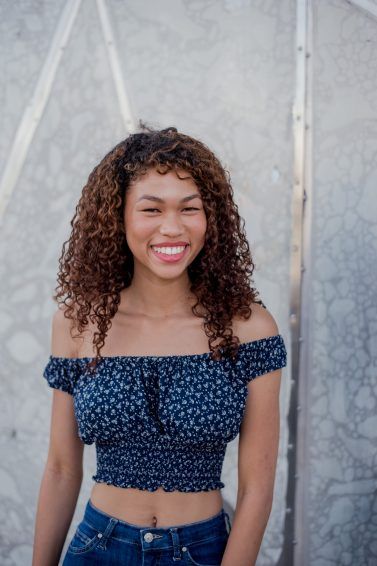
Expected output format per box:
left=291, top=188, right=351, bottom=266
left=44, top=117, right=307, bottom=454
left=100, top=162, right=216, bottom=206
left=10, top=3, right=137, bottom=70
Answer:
left=277, top=0, right=312, bottom=563
left=96, top=0, right=137, bottom=133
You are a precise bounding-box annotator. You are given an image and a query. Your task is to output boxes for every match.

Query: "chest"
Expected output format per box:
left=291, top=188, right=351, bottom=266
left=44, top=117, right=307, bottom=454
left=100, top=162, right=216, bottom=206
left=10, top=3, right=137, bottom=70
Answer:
left=78, top=315, right=211, bottom=358
left=73, top=357, right=248, bottom=446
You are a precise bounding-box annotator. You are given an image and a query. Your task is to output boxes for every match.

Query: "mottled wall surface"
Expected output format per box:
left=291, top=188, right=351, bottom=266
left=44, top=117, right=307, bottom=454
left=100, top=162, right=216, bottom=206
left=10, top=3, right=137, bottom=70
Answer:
left=305, top=1, right=377, bottom=565
left=0, top=0, right=66, bottom=178
left=3, top=1, right=377, bottom=566
left=0, top=1, right=293, bottom=565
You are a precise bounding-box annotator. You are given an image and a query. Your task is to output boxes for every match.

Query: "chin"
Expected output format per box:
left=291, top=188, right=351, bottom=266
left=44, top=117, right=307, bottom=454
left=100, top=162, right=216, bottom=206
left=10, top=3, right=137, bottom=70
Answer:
left=151, top=267, right=188, bottom=279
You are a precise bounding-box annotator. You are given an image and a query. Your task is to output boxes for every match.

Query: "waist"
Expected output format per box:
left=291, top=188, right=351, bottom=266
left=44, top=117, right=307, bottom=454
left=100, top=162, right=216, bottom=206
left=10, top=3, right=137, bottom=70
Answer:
left=83, top=498, right=230, bottom=547
left=90, top=483, right=223, bottom=527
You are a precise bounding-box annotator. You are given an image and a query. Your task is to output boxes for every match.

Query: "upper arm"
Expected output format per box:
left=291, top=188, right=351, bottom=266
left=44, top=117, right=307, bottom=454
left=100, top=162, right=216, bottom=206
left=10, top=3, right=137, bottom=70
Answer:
left=237, top=366, right=281, bottom=500
left=236, top=304, right=283, bottom=499
left=49, top=307, right=79, bottom=357
left=45, top=308, right=84, bottom=476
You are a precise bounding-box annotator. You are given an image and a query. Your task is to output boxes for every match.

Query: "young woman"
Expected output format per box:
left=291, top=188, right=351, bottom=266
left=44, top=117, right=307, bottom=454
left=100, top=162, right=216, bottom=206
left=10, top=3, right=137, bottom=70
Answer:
left=33, top=125, right=287, bottom=565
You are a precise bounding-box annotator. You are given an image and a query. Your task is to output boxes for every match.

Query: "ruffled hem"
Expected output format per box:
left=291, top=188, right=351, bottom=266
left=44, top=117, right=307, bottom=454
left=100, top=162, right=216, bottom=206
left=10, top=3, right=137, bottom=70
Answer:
left=92, top=474, right=225, bottom=493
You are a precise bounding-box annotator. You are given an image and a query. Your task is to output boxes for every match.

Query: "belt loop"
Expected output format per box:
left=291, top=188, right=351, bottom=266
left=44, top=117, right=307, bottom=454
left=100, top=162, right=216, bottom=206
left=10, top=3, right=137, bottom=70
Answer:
left=97, top=517, right=118, bottom=550
left=169, top=527, right=182, bottom=561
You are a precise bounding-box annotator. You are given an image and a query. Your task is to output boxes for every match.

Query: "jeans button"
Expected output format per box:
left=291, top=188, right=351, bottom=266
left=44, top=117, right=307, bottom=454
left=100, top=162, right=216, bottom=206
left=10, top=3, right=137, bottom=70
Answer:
left=144, top=532, right=154, bottom=542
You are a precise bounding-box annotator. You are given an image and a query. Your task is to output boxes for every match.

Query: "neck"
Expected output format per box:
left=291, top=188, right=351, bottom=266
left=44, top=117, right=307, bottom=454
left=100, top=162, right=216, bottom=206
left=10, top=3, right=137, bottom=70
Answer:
left=122, top=271, right=196, bottom=319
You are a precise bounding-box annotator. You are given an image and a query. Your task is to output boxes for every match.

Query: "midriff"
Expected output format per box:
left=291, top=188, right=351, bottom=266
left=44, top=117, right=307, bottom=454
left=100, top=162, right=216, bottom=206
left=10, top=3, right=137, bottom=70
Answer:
left=90, top=483, right=223, bottom=527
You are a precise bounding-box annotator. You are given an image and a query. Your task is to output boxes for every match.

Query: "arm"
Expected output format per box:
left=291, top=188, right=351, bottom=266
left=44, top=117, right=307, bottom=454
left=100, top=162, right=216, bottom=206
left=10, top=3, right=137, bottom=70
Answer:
left=221, top=306, right=283, bottom=566
left=33, top=309, right=84, bottom=566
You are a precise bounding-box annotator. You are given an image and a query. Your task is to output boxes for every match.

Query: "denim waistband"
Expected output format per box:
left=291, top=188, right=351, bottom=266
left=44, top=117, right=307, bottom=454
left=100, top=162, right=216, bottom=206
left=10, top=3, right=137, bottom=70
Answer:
left=83, top=498, right=231, bottom=554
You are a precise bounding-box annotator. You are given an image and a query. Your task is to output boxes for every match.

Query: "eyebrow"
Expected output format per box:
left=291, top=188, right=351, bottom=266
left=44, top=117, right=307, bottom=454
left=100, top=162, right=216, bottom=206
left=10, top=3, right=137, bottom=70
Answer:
left=137, top=193, right=202, bottom=203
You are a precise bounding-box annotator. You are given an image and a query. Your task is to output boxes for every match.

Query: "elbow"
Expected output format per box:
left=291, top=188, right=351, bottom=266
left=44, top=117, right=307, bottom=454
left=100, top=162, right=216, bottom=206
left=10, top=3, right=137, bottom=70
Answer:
left=237, top=484, right=274, bottom=509
left=45, top=460, right=83, bottom=481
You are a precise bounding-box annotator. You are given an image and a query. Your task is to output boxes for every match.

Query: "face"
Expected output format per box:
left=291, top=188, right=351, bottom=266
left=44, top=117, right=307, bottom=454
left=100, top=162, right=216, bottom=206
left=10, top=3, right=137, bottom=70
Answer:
left=124, top=167, right=207, bottom=280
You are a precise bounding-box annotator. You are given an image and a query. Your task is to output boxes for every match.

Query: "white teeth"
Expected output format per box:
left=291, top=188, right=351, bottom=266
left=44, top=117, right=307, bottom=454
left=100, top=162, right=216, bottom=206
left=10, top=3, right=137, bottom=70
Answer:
left=152, top=245, right=186, bottom=255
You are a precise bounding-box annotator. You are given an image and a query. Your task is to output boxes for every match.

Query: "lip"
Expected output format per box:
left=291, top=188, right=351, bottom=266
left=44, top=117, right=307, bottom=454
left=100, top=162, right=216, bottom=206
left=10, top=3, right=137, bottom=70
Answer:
left=150, top=243, right=190, bottom=264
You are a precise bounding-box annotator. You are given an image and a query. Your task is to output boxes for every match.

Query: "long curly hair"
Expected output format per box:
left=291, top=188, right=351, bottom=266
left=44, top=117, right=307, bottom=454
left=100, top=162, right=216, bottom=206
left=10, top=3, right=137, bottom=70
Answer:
left=53, top=122, right=264, bottom=366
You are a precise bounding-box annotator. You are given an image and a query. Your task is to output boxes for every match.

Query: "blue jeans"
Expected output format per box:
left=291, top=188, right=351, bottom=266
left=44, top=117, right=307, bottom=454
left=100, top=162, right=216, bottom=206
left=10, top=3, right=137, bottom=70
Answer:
left=62, top=498, right=232, bottom=565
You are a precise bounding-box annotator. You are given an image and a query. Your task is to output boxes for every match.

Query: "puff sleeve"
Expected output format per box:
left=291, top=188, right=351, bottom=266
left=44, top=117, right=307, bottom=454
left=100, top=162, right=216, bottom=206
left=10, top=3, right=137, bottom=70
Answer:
left=234, top=334, right=287, bottom=386
left=43, top=356, right=80, bottom=395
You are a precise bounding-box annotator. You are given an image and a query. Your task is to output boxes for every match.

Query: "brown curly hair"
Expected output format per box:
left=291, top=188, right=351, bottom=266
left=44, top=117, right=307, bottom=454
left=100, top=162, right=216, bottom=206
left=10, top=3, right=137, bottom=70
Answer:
left=53, top=122, right=264, bottom=367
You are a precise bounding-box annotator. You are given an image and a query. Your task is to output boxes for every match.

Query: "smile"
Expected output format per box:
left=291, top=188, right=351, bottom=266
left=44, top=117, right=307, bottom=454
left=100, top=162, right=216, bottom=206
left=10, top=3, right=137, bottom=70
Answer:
left=150, top=244, right=189, bottom=263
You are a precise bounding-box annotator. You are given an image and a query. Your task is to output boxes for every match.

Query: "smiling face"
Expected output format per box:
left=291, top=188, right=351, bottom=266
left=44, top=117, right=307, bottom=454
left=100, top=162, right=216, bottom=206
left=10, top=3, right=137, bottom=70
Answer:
left=124, top=167, right=207, bottom=281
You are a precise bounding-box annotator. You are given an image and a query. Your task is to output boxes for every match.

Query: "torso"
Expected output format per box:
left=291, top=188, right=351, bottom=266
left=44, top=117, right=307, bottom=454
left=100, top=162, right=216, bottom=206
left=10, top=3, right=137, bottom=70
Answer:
left=75, top=290, right=226, bottom=527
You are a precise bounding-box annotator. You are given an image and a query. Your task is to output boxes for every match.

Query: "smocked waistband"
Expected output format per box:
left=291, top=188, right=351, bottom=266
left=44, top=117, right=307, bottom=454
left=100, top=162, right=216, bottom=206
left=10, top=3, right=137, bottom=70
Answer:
left=93, top=439, right=226, bottom=492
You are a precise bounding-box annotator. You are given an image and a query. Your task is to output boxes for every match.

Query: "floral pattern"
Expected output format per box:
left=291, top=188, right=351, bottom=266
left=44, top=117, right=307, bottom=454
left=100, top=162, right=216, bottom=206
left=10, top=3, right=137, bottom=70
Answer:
left=43, top=334, right=287, bottom=492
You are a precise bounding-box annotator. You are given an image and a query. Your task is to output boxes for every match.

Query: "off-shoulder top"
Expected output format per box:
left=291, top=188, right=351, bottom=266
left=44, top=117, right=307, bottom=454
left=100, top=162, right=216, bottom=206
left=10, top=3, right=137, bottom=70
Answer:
left=42, top=334, right=287, bottom=492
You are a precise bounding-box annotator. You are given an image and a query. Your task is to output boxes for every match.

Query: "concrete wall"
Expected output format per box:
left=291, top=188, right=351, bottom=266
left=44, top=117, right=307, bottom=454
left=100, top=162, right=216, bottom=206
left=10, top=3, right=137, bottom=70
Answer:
left=0, top=1, right=375, bottom=565
left=299, top=1, right=377, bottom=564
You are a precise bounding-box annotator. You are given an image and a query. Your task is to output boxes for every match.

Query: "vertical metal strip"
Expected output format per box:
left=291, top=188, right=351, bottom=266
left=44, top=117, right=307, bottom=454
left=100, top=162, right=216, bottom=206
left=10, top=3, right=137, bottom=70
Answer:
left=0, top=0, right=82, bottom=225
left=294, top=2, right=313, bottom=565
left=96, top=0, right=137, bottom=133
left=277, top=0, right=311, bottom=564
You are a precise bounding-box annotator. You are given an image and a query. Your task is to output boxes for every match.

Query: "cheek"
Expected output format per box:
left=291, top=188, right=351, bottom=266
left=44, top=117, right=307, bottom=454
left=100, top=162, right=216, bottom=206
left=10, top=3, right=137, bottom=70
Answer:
left=198, top=218, right=207, bottom=246
left=125, top=213, right=156, bottom=242
left=189, top=213, right=207, bottom=240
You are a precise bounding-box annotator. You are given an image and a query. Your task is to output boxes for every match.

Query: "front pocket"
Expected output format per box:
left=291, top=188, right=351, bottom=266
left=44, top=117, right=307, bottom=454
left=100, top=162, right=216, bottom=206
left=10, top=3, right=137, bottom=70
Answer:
left=67, top=521, right=102, bottom=555
left=184, top=534, right=228, bottom=566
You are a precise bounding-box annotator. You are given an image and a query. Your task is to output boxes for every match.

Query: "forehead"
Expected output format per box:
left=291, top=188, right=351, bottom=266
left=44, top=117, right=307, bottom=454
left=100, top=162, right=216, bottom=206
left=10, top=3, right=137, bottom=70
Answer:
left=129, top=167, right=197, bottom=193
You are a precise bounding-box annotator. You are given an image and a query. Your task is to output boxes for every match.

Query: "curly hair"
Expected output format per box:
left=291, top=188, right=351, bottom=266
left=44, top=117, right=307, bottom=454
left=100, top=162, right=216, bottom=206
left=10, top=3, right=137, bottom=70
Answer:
left=53, top=122, right=264, bottom=368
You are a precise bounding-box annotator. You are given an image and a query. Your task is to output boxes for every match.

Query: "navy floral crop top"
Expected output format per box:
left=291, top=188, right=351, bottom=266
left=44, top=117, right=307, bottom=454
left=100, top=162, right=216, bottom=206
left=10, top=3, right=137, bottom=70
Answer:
left=42, top=334, right=287, bottom=492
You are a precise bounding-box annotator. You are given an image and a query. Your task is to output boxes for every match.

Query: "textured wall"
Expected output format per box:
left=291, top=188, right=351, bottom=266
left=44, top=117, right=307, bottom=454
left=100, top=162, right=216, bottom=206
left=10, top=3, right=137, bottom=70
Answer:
left=0, top=0, right=66, bottom=178
left=3, top=1, right=376, bottom=566
left=302, top=1, right=377, bottom=564
left=0, top=1, right=293, bottom=564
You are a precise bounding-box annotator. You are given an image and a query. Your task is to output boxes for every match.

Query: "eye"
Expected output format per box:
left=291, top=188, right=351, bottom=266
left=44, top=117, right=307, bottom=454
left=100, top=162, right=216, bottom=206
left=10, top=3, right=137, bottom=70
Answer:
left=141, top=207, right=200, bottom=213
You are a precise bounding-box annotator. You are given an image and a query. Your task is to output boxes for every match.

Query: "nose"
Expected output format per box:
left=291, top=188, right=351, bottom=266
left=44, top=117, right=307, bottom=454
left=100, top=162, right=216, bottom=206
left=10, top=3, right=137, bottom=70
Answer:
left=159, top=212, right=184, bottom=236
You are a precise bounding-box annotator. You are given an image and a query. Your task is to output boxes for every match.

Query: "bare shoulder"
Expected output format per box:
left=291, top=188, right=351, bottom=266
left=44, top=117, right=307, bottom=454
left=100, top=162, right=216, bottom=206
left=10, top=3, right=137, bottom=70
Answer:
left=233, top=302, right=279, bottom=344
left=50, top=307, right=80, bottom=357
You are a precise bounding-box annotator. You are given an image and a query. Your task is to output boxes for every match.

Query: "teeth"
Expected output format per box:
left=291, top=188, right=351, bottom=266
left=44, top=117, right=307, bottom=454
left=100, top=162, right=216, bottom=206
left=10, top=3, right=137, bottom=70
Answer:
left=152, top=245, right=186, bottom=255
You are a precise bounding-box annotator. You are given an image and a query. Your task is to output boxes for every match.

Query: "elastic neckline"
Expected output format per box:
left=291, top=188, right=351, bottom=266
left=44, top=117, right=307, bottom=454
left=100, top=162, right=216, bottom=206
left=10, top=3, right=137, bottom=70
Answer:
left=48, top=334, right=283, bottom=361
